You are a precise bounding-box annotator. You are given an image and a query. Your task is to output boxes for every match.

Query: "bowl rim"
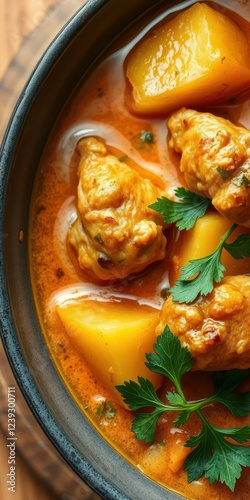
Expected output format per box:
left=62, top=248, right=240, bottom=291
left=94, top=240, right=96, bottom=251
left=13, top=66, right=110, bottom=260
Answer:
left=0, top=1, right=185, bottom=499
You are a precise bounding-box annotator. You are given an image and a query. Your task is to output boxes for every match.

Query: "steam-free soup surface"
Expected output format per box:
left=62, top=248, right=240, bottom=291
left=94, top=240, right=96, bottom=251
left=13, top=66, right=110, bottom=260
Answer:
left=30, top=1, right=250, bottom=498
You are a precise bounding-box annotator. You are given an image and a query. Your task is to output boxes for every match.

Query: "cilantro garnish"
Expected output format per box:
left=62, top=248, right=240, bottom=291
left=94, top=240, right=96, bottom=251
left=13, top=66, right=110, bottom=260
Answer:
left=149, top=187, right=211, bottom=230
left=170, top=224, right=250, bottom=303
left=116, top=327, right=250, bottom=491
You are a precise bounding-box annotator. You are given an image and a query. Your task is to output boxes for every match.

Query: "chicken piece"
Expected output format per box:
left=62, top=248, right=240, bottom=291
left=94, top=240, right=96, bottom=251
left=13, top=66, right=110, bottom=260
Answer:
left=68, top=137, right=167, bottom=280
left=156, top=275, right=250, bottom=370
left=168, top=108, right=250, bottom=228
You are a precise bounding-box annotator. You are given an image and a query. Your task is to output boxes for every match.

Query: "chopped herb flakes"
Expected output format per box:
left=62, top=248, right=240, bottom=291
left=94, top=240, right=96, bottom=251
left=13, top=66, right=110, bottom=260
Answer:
left=217, top=166, right=230, bottom=179
left=97, top=400, right=116, bottom=419
left=94, top=233, right=104, bottom=244
left=119, top=155, right=129, bottom=162
left=241, top=175, right=250, bottom=187
left=140, top=130, right=154, bottom=143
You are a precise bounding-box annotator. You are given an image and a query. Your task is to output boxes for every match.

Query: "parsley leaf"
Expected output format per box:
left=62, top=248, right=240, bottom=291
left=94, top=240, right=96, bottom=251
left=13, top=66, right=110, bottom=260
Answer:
left=117, top=376, right=175, bottom=443
left=117, top=376, right=169, bottom=412
left=212, top=368, right=250, bottom=393
left=223, top=233, right=250, bottom=260
left=170, top=245, right=226, bottom=303
left=149, top=187, right=211, bottom=230
left=116, top=328, right=250, bottom=491
left=145, top=325, right=192, bottom=397
left=132, top=411, right=163, bottom=443
left=185, top=419, right=250, bottom=491
left=210, top=370, right=250, bottom=417
left=150, top=187, right=250, bottom=303
left=169, top=223, right=249, bottom=303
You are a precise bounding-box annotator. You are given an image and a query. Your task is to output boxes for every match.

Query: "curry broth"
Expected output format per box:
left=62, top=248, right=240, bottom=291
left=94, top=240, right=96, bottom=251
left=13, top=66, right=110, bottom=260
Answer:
left=30, top=1, right=250, bottom=498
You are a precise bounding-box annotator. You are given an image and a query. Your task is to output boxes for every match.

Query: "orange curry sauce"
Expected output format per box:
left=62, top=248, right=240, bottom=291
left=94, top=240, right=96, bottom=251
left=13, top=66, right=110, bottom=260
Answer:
left=30, top=1, right=250, bottom=498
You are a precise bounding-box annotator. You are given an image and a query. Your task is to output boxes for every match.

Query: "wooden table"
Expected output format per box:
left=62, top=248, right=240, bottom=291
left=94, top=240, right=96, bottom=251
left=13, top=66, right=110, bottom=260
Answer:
left=0, top=0, right=55, bottom=80
left=0, top=1, right=101, bottom=499
left=0, top=0, right=88, bottom=140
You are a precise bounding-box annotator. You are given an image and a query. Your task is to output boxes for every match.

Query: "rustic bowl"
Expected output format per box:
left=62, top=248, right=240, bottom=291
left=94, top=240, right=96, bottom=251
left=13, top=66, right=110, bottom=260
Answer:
left=0, top=0, right=185, bottom=498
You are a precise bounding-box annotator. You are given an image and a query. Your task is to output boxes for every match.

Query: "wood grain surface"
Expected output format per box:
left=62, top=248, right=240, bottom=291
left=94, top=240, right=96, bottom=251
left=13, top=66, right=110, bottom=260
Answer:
left=0, top=1, right=101, bottom=499
left=0, top=0, right=89, bottom=140
left=0, top=0, right=56, bottom=79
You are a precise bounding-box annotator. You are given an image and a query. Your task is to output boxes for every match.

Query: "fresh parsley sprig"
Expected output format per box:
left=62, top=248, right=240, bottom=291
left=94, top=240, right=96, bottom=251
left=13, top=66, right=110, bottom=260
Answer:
left=170, top=224, right=250, bottom=303
left=149, top=187, right=211, bottom=230
left=149, top=187, right=250, bottom=302
left=184, top=417, right=250, bottom=491
left=116, top=326, right=250, bottom=490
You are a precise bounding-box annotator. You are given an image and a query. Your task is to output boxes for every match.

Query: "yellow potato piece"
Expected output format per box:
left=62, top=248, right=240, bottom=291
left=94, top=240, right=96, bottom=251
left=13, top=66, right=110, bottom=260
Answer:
left=168, top=433, right=192, bottom=474
left=56, top=299, right=162, bottom=406
left=126, top=3, right=250, bottom=115
left=170, top=212, right=250, bottom=285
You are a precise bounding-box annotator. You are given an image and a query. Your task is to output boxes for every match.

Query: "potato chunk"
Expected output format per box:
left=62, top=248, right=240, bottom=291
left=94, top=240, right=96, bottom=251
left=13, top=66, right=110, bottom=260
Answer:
left=169, top=212, right=250, bottom=285
left=126, top=3, right=250, bottom=115
left=57, top=299, right=162, bottom=406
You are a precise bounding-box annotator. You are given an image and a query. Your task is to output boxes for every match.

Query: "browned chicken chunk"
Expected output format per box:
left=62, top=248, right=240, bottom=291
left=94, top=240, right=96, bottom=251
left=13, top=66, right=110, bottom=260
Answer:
left=156, top=275, right=250, bottom=370
left=68, top=137, right=167, bottom=280
left=168, top=108, right=250, bottom=228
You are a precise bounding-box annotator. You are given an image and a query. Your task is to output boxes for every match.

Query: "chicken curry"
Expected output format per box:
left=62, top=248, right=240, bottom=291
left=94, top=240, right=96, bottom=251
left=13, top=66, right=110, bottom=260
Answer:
left=30, top=1, right=250, bottom=498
